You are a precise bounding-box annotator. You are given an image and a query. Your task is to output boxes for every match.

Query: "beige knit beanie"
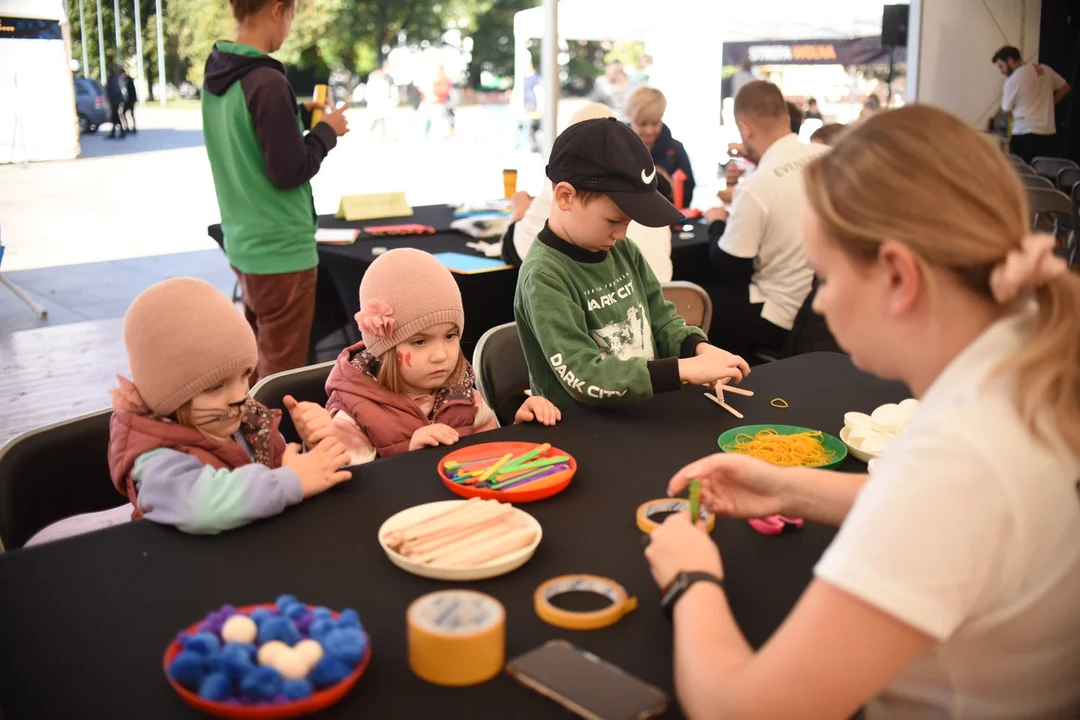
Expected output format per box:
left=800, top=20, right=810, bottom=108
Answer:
left=116, top=278, right=258, bottom=416
left=355, top=248, right=464, bottom=358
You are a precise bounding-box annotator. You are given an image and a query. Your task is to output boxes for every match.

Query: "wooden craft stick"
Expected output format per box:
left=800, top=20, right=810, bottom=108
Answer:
left=704, top=392, right=744, bottom=419
left=720, top=385, right=754, bottom=397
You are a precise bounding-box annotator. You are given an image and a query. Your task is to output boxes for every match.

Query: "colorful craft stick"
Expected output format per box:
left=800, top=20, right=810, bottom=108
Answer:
left=499, top=443, right=551, bottom=472
left=689, top=479, right=701, bottom=525
left=489, top=464, right=570, bottom=490
left=495, top=455, right=569, bottom=476
left=472, top=453, right=514, bottom=485
left=444, top=455, right=504, bottom=471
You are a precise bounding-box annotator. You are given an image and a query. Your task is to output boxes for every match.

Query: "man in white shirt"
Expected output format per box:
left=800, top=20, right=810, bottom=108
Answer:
left=993, top=45, right=1071, bottom=162
left=704, top=80, right=828, bottom=360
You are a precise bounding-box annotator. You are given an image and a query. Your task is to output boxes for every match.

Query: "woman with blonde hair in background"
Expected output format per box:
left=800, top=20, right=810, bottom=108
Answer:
left=644, top=104, right=1080, bottom=718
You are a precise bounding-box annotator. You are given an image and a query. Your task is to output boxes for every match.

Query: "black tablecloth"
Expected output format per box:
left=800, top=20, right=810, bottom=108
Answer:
left=0, top=353, right=906, bottom=719
left=208, top=206, right=711, bottom=358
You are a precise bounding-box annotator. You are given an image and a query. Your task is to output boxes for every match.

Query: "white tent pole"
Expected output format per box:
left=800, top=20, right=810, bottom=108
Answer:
left=96, top=0, right=106, bottom=82
left=540, top=0, right=558, bottom=156
left=113, top=0, right=122, bottom=65
left=78, top=0, right=89, bottom=76
left=133, top=0, right=144, bottom=106
left=155, top=0, right=164, bottom=107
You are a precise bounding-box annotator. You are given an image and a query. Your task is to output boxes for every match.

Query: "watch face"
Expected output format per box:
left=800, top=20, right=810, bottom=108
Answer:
left=661, top=574, right=688, bottom=610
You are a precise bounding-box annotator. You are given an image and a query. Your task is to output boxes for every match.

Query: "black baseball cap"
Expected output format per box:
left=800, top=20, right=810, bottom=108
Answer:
left=546, top=117, right=685, bottom=227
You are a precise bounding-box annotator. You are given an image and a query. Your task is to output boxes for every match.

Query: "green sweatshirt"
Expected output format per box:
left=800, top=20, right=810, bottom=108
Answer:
left=514, top=223, right=706, bottom=411
left=202, top=41, right=338, bottom=275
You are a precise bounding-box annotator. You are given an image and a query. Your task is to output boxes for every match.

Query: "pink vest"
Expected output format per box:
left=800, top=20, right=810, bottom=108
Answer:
left=324, top=341, right=479, bottom=457
left=108, top=398, right=286, bottom=518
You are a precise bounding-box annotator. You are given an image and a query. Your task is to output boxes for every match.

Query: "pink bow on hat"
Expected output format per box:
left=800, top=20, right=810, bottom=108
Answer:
left=988, top=234, right=1068, bottom=305
left=109, top=375, right=150, bottom=415
left=355, top=298, right=396, bottom=338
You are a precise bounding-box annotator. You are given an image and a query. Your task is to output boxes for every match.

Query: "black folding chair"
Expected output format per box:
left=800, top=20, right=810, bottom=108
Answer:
left=1008, top=155, right=1035, bottom=175
left=1021, top=174, right=1055, bottom=190
left=1056, top=167, right=1080, bottom=195
left=1027, top=188, right=1075, bottom=259
left=472, top=323, right=530, bottom=428
left=0, top=409, right=123, bottom=551
left=250, top=362, right=336, bottom=444
left=1031, top=157, right=1079, bottom=184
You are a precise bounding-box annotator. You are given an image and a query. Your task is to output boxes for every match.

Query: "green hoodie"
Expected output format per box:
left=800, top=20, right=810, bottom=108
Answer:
left=201, top=41, right=338, bottom=275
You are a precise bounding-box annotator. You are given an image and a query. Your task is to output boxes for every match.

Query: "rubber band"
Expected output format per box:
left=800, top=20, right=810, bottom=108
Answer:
left=770, top=398, right=789, bottom=408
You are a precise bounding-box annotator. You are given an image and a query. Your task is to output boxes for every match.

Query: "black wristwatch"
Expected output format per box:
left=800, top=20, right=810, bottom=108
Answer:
left=661, top=571, right=725, bottom=620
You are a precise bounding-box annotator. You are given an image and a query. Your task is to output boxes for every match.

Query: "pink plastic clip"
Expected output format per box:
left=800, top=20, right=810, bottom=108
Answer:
left=748, top=515, right=804, bottom=536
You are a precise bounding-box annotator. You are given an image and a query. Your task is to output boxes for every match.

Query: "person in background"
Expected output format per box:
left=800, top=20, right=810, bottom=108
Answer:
left=298, top=249, right=559, bottom=465
left=592, top=61, right=630, bottom=118
left=502, top=102, right=675, bottom=283
left=517, top=59, right=543, bottom=153
left=786, top=100, right=803, bottom=134
left=626, top=86, right=696, bottom=207
left=810, top=123, right=846, bottom=146
left=702, top=81, right=828, bottom=360
left=645, top=104, right=1080, bottom=720
left=202, top=0, right=350, bottom=384
left=364, top=67, right=394, bottom=141
left=730, top=59, right=756, bottom=101
left=992, top=45, right=1071, bottom=163
left=123, top=70, right=138, bottom=134
left=105, top=66, right=126, bottom=139
left=804, top=97, right=822, bottom=121
left=860, top=94, right=882, bottom=120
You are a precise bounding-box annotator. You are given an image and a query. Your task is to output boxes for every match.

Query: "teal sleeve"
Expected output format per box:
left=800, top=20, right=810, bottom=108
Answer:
left=522, top=271, right=656, bottom=403
left=133, top=448, right=304, bottom=534
left=630, top=241, right=706, bottom=357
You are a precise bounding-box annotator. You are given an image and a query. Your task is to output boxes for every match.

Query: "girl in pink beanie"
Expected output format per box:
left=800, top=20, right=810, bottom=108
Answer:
left=294, top=248, right=559, bottom=465
left=27, top=278, right=352, bottom=546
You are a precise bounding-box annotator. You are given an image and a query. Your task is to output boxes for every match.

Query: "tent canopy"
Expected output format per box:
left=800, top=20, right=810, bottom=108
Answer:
left=2, top=0, right=66, bottom=21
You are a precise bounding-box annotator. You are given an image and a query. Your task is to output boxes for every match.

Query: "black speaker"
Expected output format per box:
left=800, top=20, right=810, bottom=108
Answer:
left=882, top=4, right=909, bottom=47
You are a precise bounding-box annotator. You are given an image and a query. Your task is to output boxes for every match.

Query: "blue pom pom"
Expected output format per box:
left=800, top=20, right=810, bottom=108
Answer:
left=183, top=631, right=221, bottom=656
left=202, top=653, right=225, bottom=675
left=282, top=678, right=314, bottom=700
left=239, top=666, right=283, bottom=701
left=220, top=643, right=256, bottom=680
left=167, top=651, right=207, bottom=689
left=309, top=655, right=351, bottom=688
left=308, top=619, right=335, bottom=643
left=312, top=607, right=333, bottom=621
left=285, top=603, right=308, bottom=620
left=197, top=672, right=233, bottom=701
left=258, top=617, right=301, bottom=647
left=322, top=627, right=366, bottom=666
left=249, top=608, right=274, bottom=628
left=337, top=609, right=361, bottom=629
left=275, top=595, right=299, bottom=613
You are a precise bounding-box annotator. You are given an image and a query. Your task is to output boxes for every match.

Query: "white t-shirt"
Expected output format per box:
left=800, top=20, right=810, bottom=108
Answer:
left=511, top=181, right=673, bottom=283
left=1002, top=63, right=1067, bottom=136
left=816, top=311, right=1080, bottom=719
left=717, top=134, right=828, bottom=330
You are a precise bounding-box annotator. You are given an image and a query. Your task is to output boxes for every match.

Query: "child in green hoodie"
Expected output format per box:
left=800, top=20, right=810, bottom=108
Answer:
left=202, top=0, right=349, bottom=383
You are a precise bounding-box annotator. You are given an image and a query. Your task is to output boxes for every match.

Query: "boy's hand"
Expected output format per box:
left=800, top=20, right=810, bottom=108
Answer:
left=514, top=396, right=562, bottom=426
left=282, top=439, right=352, bottom=499
left=679, top=346, right=749, bottom=387
left=302, top=100, right=327, bottom=112
left=409, top=423, right=460, bottom=451
left=705, top=206, right=729, bottom=224
left=283, top=395, right=335, bottom=446
left=321, top=104, right=350, bottom=137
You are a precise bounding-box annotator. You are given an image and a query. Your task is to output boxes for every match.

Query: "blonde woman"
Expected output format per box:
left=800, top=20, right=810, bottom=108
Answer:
left=645, top=105, right=1080, bottom=718
left=626, top=86, right=696, bottom=206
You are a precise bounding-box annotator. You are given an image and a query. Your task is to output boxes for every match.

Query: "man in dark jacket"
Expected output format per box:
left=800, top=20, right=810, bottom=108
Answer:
left=106, top=67, right=126, bottom=139
left=123, top=71, right=138, bottom=133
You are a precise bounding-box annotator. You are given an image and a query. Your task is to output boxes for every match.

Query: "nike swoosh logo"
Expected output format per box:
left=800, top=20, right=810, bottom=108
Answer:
left=641, top=167, right=656, bottom=184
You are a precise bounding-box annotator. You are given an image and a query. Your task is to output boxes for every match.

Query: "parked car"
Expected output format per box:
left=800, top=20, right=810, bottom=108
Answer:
left=74, top=77, right=108, bottom=133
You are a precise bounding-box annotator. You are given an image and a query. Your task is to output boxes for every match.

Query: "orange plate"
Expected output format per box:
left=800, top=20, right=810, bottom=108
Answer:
left=163, top=604, right=371, bottom=719
left=439, top=441, right=576, bottom=503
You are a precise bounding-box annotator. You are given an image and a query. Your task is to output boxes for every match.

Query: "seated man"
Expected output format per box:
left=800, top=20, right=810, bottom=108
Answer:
left=703, top=80, right=829, bottom=360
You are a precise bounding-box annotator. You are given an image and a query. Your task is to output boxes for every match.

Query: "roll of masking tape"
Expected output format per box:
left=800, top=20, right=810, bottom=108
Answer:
left=407, top=590, right=505, bottom=687
left=534, top=574, right=637, bottom=631
left=636, top=498, right=715, bottom=535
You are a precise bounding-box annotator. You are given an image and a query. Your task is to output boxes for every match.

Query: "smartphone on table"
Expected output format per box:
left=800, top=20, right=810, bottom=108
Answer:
left=506, top=640, right=669, bottom=720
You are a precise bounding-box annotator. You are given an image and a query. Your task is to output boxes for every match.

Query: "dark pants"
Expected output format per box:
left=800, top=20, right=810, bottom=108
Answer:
left=1010, top=133, right=1058, bottom=163
left=232, top=266, right=318, bottom=383
left=704, top=282, right=789, bottom=363
left=108, top=102, right=125, bottom=137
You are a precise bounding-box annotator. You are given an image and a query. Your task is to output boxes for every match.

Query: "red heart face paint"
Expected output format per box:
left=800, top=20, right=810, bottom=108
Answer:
left=397, top=350, right=413, bottom=367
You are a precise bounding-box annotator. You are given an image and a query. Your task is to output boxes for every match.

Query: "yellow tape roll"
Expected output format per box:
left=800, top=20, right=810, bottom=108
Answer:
left=311, top=83, right=328, bottom=128
left=534, top=574, right=637, bottom=630
left=407, top=590, right=505, bottom=686
left=636, top=498, right=715, bottom=534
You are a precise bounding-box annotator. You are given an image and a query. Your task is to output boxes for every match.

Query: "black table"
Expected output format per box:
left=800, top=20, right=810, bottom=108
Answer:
left=209, top=206, right=711, bottom=359
left=0, top=353, right=906, bottom=719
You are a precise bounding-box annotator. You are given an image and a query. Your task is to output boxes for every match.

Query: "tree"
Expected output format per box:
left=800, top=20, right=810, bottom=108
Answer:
left=327, top=0, right=451, bottom=74
left=461, top=0, right=538, bottom=89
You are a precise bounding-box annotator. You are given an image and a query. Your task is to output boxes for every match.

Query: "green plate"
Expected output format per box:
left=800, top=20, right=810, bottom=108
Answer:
left=717, top=424, right=847, bottom=470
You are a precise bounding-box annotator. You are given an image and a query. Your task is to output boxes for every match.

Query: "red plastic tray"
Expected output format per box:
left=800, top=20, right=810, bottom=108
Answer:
left=163, top=604, right=371, bottom=719
left=438, top=441, right=576, bottom=503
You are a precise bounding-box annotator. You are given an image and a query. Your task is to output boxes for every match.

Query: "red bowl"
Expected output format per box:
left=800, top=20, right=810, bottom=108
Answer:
left=438, top=441, right=576, bottom=503
left=163, top=604, right=371, bottom=719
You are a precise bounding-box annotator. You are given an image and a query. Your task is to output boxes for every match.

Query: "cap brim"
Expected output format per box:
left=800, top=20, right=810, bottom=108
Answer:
left=606, top=189, right=685, bottom=228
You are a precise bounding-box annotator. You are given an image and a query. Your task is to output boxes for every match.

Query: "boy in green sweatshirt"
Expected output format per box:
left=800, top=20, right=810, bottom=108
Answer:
left=514, top=117, right=750, bottom=412
left=202, top=0, right=349, bottom=382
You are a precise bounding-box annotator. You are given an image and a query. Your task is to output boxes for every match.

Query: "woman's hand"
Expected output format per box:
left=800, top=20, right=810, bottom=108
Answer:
left=644, top=512, right=724, bottom=590
left=669, top=453, right=787, bottom=520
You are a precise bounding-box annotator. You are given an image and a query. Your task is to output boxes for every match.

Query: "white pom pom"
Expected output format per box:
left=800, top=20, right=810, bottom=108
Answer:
left=294, top=639, right=324, bottom=668
left=221, top=615, right=258, bottom=645
left=256, top=640, right=288, bottom=666
left=272, top=649, right=310, bottom=680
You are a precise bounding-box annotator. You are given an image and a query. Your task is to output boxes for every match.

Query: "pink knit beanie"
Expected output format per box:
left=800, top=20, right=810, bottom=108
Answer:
left=113, top=278, right=258, bottom=416
left=355, top=248, right=464, bottom=358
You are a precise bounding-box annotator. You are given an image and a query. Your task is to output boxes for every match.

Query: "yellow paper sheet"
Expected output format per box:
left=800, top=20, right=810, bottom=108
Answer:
left=335, top=193, right=413, bottom=221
